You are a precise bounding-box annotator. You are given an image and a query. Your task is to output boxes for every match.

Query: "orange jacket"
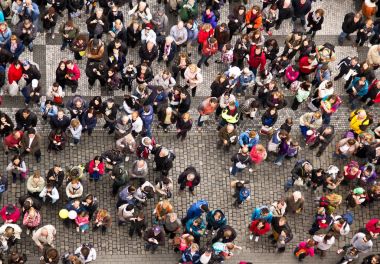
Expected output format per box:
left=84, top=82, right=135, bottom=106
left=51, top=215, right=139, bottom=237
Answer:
left=245, top=10, right=263, bottom=29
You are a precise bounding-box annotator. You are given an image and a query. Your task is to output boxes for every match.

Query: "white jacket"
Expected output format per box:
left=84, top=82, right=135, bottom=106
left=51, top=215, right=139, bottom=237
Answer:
left=75, top=246, right=97, bottom=263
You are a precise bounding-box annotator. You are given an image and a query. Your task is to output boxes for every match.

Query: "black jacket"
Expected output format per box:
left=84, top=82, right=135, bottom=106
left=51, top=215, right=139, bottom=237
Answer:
left=211, top=225, right=237, bottom=243
left=291, top=0, right=311, bottom=17
left=152, top=146, right=175, bottom=172
left=86, top=14, right=108, bottom=35
left=158, top=41, right=177, bottom=62
left=139, top=44, right=158, bottom=65
left=23, top=64, right=41, bottom=85
left=178, top=166, right=200, bottom=186
left=50, top=115, right=71, bottom=131
left=342, top=12, right=363, bottom=34
left=15, top=110, right=37, bottom=129
left=210, top=80, right=229, bottom=98
left=176, top=118, right=193, bottom=132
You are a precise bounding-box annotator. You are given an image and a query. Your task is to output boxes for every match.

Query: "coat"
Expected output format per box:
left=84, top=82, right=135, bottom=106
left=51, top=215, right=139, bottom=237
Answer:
left=178, top=166, right=200, bottom=187
left=185, top=200, right=209, bottom=219
left=291, top=0, right=311, bottom=17
left=249, top=220, right=271, bottom=236
left=341, top=12, right=363, bottom=34
left=20, top=133, right=40, bottom=155
left=15, top=110, right=37, bottom=129
left=86, top=14, right=108, bottom=35
left=143, top=227, right=165, bottom=246
left=206, top=209, right=227, bottom=229
left=248, top=45, right=266, bottom=71
left=211, top=225, right=237, bottom=243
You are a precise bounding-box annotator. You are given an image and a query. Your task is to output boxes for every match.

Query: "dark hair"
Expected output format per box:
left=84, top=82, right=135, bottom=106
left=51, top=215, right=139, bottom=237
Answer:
left=261, top=208, right=269, bottom=214
left=126, top=204, right=134, bottom=211
left=200, top=204, right=209, bottom=212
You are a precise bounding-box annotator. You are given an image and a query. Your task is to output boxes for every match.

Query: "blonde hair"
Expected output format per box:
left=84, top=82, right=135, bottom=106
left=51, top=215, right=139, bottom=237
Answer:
left=70, top=119, right=80, bottom=128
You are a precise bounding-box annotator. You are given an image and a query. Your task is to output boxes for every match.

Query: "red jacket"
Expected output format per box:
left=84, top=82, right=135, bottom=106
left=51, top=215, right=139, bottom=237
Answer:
left=249, top=220, right=271, bottom=236
left=88, top=160, right=105, bottom=175
left=366, top=218, right=380, bottom=234
left=368, top=79, right=380, bottom=103
left=0, top=205, right=21, bottom=223
left=248, top=45, right=266, bottom=71
left=299, top=56, right=315, bottom=74
left=4, top=131, right=23, bottom=148
left=66, top=64, right=81, bottom=81
left=7, top=63, right=23, bottom=84
left=198, top=28, right=214, bottom=44
left=202, top=40, right=218, bottom=56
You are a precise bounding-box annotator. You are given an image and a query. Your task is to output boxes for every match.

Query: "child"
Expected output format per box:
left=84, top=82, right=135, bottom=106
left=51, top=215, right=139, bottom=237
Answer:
left=75, top=211, right=90, bottom=233
left=286, top=141, right=300, bottom=159
left=68, top=119, right=82, bottom=147
left=122, top=61, right=137, bottom=92
left=232, top=180, right=251, bottom=208
left=129, top=212, right=147, bottom=237
left=294, top=239, right=315, bottom=262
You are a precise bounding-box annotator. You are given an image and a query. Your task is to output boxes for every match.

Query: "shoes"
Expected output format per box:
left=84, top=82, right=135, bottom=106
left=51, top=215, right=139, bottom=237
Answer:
left=316, top=150, right=322, bottom=157
left=249, top=234, right=253, bottom=240
left=76, top=227, right=79, bottom=232
left=70, top=143, right=75, bottom=146
left=275, top=24, right=280, bottom=30
left=36, top=157, right=41, bottom=163
left=274, top=162, right=282, bottom=166
left=26, top=229, right=30, bottom=235
left=52, top=33, right=55, bottom=39
left=255, top=236, right=259, bottom=242
left=204, top=61, right=209, bottom=67
left=190, top=190, right=195, bottom=196
left=125, top=156, right=130, bottom=162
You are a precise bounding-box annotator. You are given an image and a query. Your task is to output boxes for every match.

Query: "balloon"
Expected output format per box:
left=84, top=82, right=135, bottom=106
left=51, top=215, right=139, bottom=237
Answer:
left=59, top=209, right=69, bottom=219
left=68, top=210, right=77, bottom=220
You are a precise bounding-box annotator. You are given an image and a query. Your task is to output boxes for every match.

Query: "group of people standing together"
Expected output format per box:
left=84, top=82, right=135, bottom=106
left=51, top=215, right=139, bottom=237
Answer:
left=0, top=0, right=380, bottom=263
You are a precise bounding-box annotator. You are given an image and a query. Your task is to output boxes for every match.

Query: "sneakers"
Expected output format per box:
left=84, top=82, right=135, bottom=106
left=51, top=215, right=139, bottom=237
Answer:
left=70, top=143, right=75, bottom=147
left=76, top=227, right=80, bottom=232
left=125, top=156, right=130, bottom=162
left=26, top=229, right=30, bottom=235
left=249, top=234, right=253, bottom=240
left=255, top=236, right=259, bottom=242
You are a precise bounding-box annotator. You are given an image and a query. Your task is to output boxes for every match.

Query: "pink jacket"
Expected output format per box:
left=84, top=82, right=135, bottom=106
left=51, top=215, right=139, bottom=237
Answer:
left=297, top=241, right=315, bottom=257
left=22, top=211, right=41, bottom=228
left=285, top=66, right=299, bottom=82
left=75, top=215, right=90, bottom=226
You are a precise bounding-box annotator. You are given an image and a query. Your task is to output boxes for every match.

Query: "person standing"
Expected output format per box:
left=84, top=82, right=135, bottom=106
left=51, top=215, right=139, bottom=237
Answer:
left=338, top=12, right=363, bottom=45
left=178, top=166, right=200, bottom=196
left=229, top=146, right=253, bottom=177
left=20, top=128, right=41, bottom=163
left=291, top=0, right=311, bottom=31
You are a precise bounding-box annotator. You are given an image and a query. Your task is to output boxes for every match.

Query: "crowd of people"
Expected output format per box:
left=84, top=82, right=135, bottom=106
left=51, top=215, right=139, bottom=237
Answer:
left=0, top=0, right=379, bottom=263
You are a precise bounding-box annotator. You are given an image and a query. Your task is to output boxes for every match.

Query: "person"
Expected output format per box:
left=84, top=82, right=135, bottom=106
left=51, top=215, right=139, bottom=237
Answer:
left=26, top=171, right=45, bottom=197
left=68, top=118, right=82, bottom=147
left=0, top=223, right=22, bottom=252
left=338, top=12, right=363, bottom=45
left=143, top=225, right=165, bottom=254
left=92, top=209, right=111, bottom=234
left=285, top=191, right=304, bottom=214
left=129, top=212, right=146, bottom=238
left=178, top=166, right=200, bottom=196
left=22, top=207, right=41, bottom=236
left=65, top=60, right=81, bottom=93
left=176, top=112, right=193, bottom=141
left=294, top=239, right=315, bottom=262
left=229, top=146, right=253, bottom=177
left=306, top=9, right=324, bottom=38
left=211, top=225, right=237, bottom=244
left=186, top=217, right=206, bottom=244
left=180, top=243, right=201, bottom=264
left=7, top=250, right=28, bottom=264
left=32, top=225, right=56, bottom=250
left=75, top=211, right=90, bottom=233
left=197, top=97, right=219, bottom=128
left=50, top=110, right=70, bottom=131
left=0, top=112, right=14, bottom=139
left=110, top=165, right=127, bottom=196
left=334, top=138, right=360, bottom=159
left=3, top=130, right=23, bottom=154
left=39, top=183, right=59, bottom=204
left=66, top=179, right=83, bottom=200
left=299, top=111, right=323, bottom=138
left=309, top=125, right=335, bottom=157
left=338, top=231, right=373, bottom=254
left=40, top=246, right=59, bottom=264
left=6, top=155, right=27, bottom=185
left=59, top=20, right=79, bottom=51
left=87, top=156, right=104, bottom=181
left=184, top=64, right=203, bottom=97
left=347, top=77, right=369, bottom=109
left=249, top=219, right=270, bottom=242
left=151, top=146, right=176, bottom=177
left=313, top=232, right=336, bottom=258
left=157, top=106, right=178, bottom=133
left=181, top=200, right=209, bottom=226
left=74, top=244, right=97, bottom=263
left=217, top=124, right=238, bottom=152
left=47, top=128, right=67, bottom=152
left=270, top=216, right=293, bottom=253
left=15, top=108, right=37, bottom=131
left=0, top=204, right=21, bottom=224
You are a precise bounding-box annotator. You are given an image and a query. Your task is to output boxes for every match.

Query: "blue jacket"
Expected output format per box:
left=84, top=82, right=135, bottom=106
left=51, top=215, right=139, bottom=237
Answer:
left=348, top=77, right=369, bottom=97
left=0, top=28, right=11, bottom=46
left=5, top=40, right=24, bottom=59
left=40, top=102, right=58, bottom=117
left=239, top=131, right=259, bottom=148
left=181, top=247, right=201, bottom=263
left=186, top=21, right=199, bottom=41
left=186, top=200, right=208, bottom=220
left=186, top=217, right=206, bottom=237
left=81, top=112, right=97, bottom=129
left=202, top=11, right=218, bottom=28
left=206, top=209, right=227, bottom=229
left=18, top=3, right=40, bottom=22
left=139, top=105, right=154, bottom=126
left=65, top=201, right=85, bottom=214
left=239, top=73, right=255, bottom=87
left=251, top=206, right=273, bottom=223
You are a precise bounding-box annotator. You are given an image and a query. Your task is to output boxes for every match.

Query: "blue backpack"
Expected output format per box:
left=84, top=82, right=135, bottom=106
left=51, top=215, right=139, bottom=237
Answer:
left=239, top=188, right=250, bottom=202
left=342, top=212, right=354, bottom=225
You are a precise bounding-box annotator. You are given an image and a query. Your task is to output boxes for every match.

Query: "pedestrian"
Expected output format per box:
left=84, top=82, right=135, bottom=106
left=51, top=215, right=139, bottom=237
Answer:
left=338, top=12, right=363, bottom=45
left=249, top=219, right=270, bottom=242
left=178, top=166, right=200, bottom=196
left=294, top=239, right=315, bottom=262
left=143, top=225, right=165, bottom=254
left=306, top=9, right=324, bottom=38
left=229, top=146, right=253, bottom=177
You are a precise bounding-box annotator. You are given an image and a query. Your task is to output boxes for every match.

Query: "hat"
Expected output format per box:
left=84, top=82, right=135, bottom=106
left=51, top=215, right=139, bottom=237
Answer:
left=153, top=225, right=161, bottom=234
left=145, top=23, right=153, bottom=30
left=22, top=60, right=30, bottom=67
left=32, top=79, right=38, bottom=88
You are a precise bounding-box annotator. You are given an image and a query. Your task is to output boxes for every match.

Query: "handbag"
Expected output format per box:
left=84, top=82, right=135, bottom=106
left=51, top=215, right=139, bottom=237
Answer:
left=307, top=98, right=319, bottom=112
left=267, top=140, right=279, bottom=152
left=53, top=96, right=63, bottom=105
left=11, top=13, right=20, bottom=26
left=294, top=178, right=304, bottom=187
left=260, top=125, right=273, bottom=135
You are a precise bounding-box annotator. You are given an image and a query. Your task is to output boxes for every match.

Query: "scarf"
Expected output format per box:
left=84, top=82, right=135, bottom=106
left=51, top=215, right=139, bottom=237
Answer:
left=312, top=11, right=321, bottom=23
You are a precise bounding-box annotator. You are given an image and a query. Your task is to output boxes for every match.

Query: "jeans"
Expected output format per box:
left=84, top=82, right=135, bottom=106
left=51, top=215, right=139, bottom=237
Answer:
left=333, top=152, right=348, bottom=159
left=299, top=125, right=309, bottom=138
left=230, top=163, right=244, bottom=176
left=274, top=154, right=286, bottom=165
left=197, top=115, right=206, bottom=127
left=338, top=32, right=349, bottom=44
left=61, top=39, right=73, bottom=50
left=322, top=112, right=331, bottom=124
left=197, top=55, right=211, bottom=66
left=292, top=15, right=306, bottom=26
left=73, top=138, right=80, bottom=144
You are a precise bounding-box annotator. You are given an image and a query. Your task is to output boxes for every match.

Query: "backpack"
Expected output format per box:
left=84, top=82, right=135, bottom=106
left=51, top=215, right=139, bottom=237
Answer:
left=321, top=43, right=335, bottom=57
left=239, top=188, right=250, bottom=202
left=341, top=212, right=354, bottom=225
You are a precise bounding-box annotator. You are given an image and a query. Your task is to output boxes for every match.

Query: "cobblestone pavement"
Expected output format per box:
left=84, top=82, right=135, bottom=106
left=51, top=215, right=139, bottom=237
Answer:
left=0, top=0, right=380, bottom=263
